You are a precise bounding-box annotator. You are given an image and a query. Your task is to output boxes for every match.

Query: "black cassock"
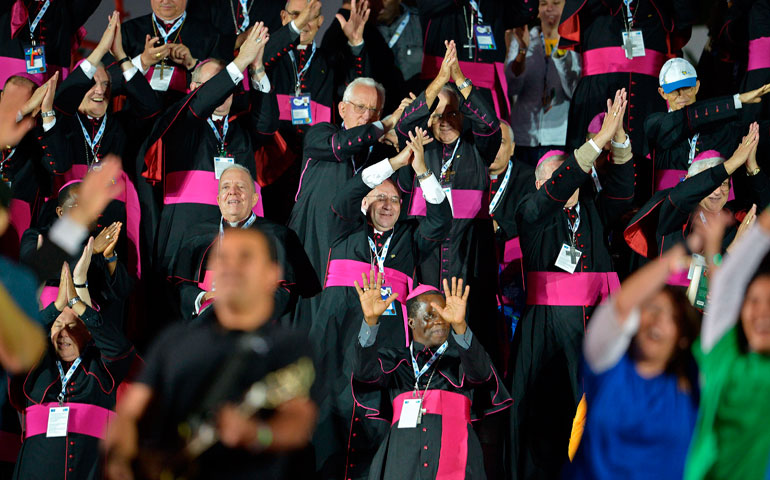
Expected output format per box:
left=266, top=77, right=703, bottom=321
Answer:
left=508, top=143, right=634, bottom=479
left=10, top=304, right=136, bottom=480
left=170, top=215, right=320, bottom=324
left=139, top=68, right=278, bottom=274
left=310, top=164, right=451, bottom=480
left=352, top=326, right=512, bottom=480
left=741, top=0, right=770, bottom=124
left=559, top=0, right=695, bottom=200
left=288, top=121, right=394, bottom=325
left=397, top=87, right=504, bottom=366
left=418, top=0, right=533, bottom=119
left=186, top=0, right=284, bottom=37
left=0, top=0, right=100, bottom=85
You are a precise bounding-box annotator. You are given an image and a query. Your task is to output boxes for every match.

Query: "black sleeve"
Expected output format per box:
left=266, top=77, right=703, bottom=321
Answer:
left=178, top=282, right=205, bottom=320
left=22, top=236, right=73, bottom=284
left=37, top=121, right=73, bottom=175
left=352, top=334, right=389, bottom=385
left=645, top=96, right=742, bottom=151
left=122, top=68, right=163, bottom=120
left=658, top=164, right=730, bottom=236
left=302, top=122, right=384, bottom=163
left=417, top=0, right=457, bottom=18
left=79, top=305, right=134, bottom=360
left=188, top=69, right=240, bottom=119
left=395, top=91, right=434, bottom=145
left=414, top=192, right=453, bottom=260
left=281, top=229, right=322, bottom=298
left=248, top=84, right=279, bottom=136
left=459, top=87, right=502, bottom=166
left=747, top=169, right=770, bottom=209
left=453, top=333, right=494, bottom=383
left=262, top=23, right=301, bottom=73
left=596, top=158, right=635, bottom=226
left=53, top=66, right=94, bottom=116
left=68, top=0, right=103, bottom=29
left=329, top=173, right=371, bottom=243
left=518, top=155, right=589, bottom=227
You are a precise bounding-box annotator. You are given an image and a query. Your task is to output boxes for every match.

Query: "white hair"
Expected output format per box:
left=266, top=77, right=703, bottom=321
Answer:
left=687, top=157, right=725, bottom=177
left=219, top=164, right=256, bottom=195
left=343, top=77, right=385, bottom=105
left=500, top=120, right=514, bottom=143
left=535, top=155, right=566, bottom=182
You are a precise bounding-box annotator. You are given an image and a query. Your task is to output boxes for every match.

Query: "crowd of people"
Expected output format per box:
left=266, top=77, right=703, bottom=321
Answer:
left=1, top=0, right=770, bottom=478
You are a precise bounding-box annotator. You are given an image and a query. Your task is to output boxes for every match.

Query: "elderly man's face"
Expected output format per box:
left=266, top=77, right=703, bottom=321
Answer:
left=282, top=0, right=324, bottom=44
left=658, top=80, right=700, bottom=112
left=430, top=91, right=462, bottom=144
left=151, top=0, right=187, bottom=20
left=191, top=63, right=233, bottom=116
left=217, top=168, right=257, bottom=223
left=362, top=181, right=401, bottom=231
left=79, top=67, right=111, bottom=118
left=410, top=293, right=450, bottom=347
left=338, top=84, right=382, bottom=129
left=699, top=178, right=730, bottom=213
left=51, top=309, right=90, bottom=362
left=491, top=123, right=515, bottom=173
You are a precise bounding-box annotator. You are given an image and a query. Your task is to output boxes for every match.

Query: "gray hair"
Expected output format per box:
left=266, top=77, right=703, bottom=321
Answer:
left=535, top=155, right=565, bottom=182
left=192, top=58, right=227, bottom=83
left=687, top=157, right=725, bottom=177
left=500, top=119, right=514, bottom=143
left=343, top=77, right=386, bottom=106
left=219, top=164, right=256, bottom=195
left=439, top=85, right=460, bottom=105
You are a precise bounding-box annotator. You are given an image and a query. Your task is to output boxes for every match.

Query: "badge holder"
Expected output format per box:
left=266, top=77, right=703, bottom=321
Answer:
left=46, top=406, right=70, bottom=437
left=555, top=243, right=581, bottom=274
left=150, top=64, right=175, bottom=91
left=474, top=25, right=497, bottom=50
left=214, top=149, right=235, bottom=180
left=397, top=398, right=422, bottom=428
left=442, top=187, right=454, bottom=215
left=381, top=286, right=396, bottom=316
left=24, top=44, right=46, bottom=74
left=290, top=94, right=312, bottom=125
left=621, top=30, right=645, bottom=59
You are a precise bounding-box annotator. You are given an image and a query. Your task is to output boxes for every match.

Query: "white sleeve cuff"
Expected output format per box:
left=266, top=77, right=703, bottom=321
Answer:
left=131, top=55, right=147, bottom=75
left=733, top=93, right=742, bottom=109
left=226, top=62, right=245, bottom=84
left=122, top=65, right=139, bottom=82
left=194, top=290, right=206, bottom=314
left=42, top=118, right=56, bottom=131
left=419, top=173, right=446, bottom=204
left=588, top=138, right=602, bottom=153
left=610, top=135, right=631, bottom=149
left=361, top=158, right=395, bottom=188
left=49, top=215, right=89, bottom=256
left=79, top=59, right=97, bottom=79
left=250, top=73, right=271, bottom=92
left=289, top=20, right=301, bottom=34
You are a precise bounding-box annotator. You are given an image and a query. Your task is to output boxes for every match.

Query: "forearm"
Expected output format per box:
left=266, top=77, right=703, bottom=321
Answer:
left=584, top=300, right=639, bottom=374
left=0, top=284, right=45, bottom=373
left=456, top=330, right=494, bottom=382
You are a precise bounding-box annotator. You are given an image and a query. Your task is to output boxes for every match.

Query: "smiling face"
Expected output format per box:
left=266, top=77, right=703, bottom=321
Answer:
left=410, top=293, right=450, bottom=347
left=699, top=178, right=730, bottom=213
left=50, top=309, right=90, bottom=362
left=78, top=67, right=111, bottom=118
left=430, top=90, right=463, bottom=144
left=151, top=0, right=187, bottom=20
left=282, top=0, right=324, bottom=44
left=362, top=180, right=401, bottom=231
left=217, top=168, right=258, bottom=223
left=741, top=275, right=770, bottom=354
left=632, top=291, right=682, bottom=371
left=658, top=80, right=700, bottom=112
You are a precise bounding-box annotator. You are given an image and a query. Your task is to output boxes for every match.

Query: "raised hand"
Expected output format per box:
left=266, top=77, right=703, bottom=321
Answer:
left=40, top=71, right=58, bottom=116
left=54, top=262, right=69, bottom=311
left=431, top=277, right=470, bottom=334
left=439, top=40, right=457, bottom=83
left=725, top=122, right=760, bottom=174
left=91, top=11, right=119, bottom=62
left=512, top=25, right=529, bottom=51
left=168, top=43, right=197, bottom=70
left=337, top=0, right=369, bottom=46
left=73, top=237, right=94, bottom=285
left=295, top=0, right=323, bottom=30
left=408, top=127, right=433, bottom=175
left=234, top=22, right=266, bottom=71
left=110, top=12, right=127, bottom=60
left=93, top=222, right=121, bottom=255
left=593, top=89, right=627, bottom=148
left=250, top=23, right=270, bottom=71
left=388, top=141, right=414, bottom=170
left=17, top=80, right=49, bottom=120
left=104, top=222, right=121, bottom=259
left=140, top=35, right=170, bottom=70
left=381, top=92, right=417, bottom=131
left=354, top=270, right=398, bottom=326
left=738, top=83, right=770, bottom=104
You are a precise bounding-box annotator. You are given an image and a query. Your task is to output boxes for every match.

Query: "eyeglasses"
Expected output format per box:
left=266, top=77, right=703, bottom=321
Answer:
left=346, top=101, right=381, bottom=115
left=367, top=194, right=401, bottom=204
left=430, top=111, right=460, bottom=121
left=668, top=85, right=697, bottom=97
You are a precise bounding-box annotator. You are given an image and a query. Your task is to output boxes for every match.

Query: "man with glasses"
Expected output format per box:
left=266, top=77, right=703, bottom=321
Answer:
left=310, top=127, right=451, bottom=480
left=289, top=76, right=404, bottom=328
left=645, top=57, right=770, bottom=198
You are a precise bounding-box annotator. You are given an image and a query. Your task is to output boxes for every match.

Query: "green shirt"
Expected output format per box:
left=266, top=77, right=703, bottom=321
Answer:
left=685, top=328, right=770, bottom=480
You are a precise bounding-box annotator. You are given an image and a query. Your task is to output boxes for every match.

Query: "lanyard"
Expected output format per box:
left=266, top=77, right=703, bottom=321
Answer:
left=237, top=0, right=250, bottom=33
left=489, top=160, right=512, bottom=214
left=288, top=43, right=317, bottom=95
left=410, top=341, right=448, bottom=389
left=219, top=212, right=257, bottom=236
left=0, top=148, right=17, bottom=173
left=56, top=357, right=82, bottom=405
left=622, top=0, right=634, bottom=31
left=152, top=12, right=187, bottom=44
left=207, top=116, right=230, bottom=153
left=565, top=203, right=581, bottom=246
left=388, top=11, right=411, bottom=48
left=467, top=0, right=484, bottom=24
left=441, top=139, right=462, bottom=179
left=28, top=0, right=51, bottom=42
left=367, top=230, right=393, bottom=275
left=688, top=133, right=700, bottom=165
left=77, top=114, right=107, bottom=163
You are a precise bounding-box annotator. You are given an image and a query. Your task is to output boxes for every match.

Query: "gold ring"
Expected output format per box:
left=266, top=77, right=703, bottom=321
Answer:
left=613, top=112, right=618, bottom=117
left=106, top=235, right=111, bottom=240
left=155, top=52, right=162, bottom=59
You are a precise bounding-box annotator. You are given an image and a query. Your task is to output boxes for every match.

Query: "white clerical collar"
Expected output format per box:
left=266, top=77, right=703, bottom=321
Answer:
left=297, top=44, right=309, bottom=50
left=154, top=12, right=184, bottom=24
left=211, top=113, right=225, bottom=121
left=373, top=228, right=385, bottom=235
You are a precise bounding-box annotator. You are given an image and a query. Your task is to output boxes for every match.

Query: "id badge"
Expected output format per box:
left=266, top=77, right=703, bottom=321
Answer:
left=474, top=25, right=497, bottom=50
left=150, top=65, right=175, bottom=91
left=46, top=406, right=69, bottom=437
left=397, top=398, right=422, bottom=428
left=214, top=156, right=235, bottom=179
left=442, top=187, right=454, bottom=215
left=381, top=286, right=396, bottom=316
left=621, top=30, right=645, bottom=59
left=24, top=45, right=46, bottom=74
left=687, top=253, right=706, bottom=280
left=555, top=243, right=581, bottom=274
left=290, top=94, right=312, bottom=125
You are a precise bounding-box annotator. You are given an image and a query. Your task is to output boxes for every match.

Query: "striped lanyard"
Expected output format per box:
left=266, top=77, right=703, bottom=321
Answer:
left=56, top=357, right=82, bottom=405
left=489, top=160, right=512, bottom=214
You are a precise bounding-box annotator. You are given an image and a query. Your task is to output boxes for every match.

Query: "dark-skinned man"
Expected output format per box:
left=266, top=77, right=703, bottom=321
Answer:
left=508, top=89, right=634, bottom=479
left=352, top=274, right=512, bottom=480
left=311, top=127, right=451, bottom=480
left=172, top=165, right=319, bottom=323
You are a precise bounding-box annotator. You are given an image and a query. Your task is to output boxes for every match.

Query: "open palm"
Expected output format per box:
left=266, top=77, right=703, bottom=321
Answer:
left=355, top=270, right=398, bottom=325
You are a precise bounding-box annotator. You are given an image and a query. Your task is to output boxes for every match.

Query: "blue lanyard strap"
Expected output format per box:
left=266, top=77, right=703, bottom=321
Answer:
left=388, top=11, right=411, bottom=48
left=76, top=113, right=107, bottom=161
left=489, top=160, right=512, bottom=214
left=219, top=212, right=257, bottom=236
left=207, top=116, right=230, bottom=152
left=28, top=0, right=51, bottom=39
left=410, top=341, right=448, bottom=385
left=237, top=0, right=250, bottom=33
left=367, top=230, right=393, bottom=275
left=441, top=139, right=462, bottom=179
left=688, top=133, right=700, bottom=165
left=152, top=12, right=187, bottom=44
left=288, top=43, right=317, bottom=94
left=56, top=357, right=82, bottom=405
left=467, top=0, right=484, bottom=24
left=622, top=0, right=634, bottom=29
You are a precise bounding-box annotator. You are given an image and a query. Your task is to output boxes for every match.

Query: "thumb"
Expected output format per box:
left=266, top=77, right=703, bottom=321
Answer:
left=335, top=13, right=347, bottom=27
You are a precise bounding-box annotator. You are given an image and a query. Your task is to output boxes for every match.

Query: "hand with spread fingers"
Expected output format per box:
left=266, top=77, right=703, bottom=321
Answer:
left=407, top=127, right=433, bottom=176
left=431, top=277, right=470, bottom=334
left=355, top=270, right=399, bottom=326
left=738, top=83, right=770, bottom=104
left=337, top=0, right=369, bottom=46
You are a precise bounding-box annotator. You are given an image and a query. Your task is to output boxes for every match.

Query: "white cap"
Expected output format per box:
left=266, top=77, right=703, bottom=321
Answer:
left=659, top=58, right=697, bottom=94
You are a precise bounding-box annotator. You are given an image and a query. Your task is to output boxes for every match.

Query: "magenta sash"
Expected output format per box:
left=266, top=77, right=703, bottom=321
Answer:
left=421, top=55, right=509, bottom=118
left=748, top=37, right=770, bottom=71
left=276, top=94, right=332, bottom=124
left=24, top=402, right=115, bottom=439
left=164, top=170, right=264, bottom=216
left=40, top=285, right=58, bottom=308
left=654, top=167, right=735, bottom=200
left=526, top=271, right=620, bottom=306
left=582, top=47, right=665, bottom=77
left=0, top=56, right=69, bottom=89
left=324, top=259, right=412, bottom=346
left=498, top=237, right=524, bottom=306
left=7, top=198, right=30, bottom=242
left=0, top=430, right=21, bottom=463
left=409, top=188, right=489, bottom=219
left=143, top=64, right=188, bottom=93
left=392, top=390, right=471, bottom=480
left=667, top=268, right=690, bottom=287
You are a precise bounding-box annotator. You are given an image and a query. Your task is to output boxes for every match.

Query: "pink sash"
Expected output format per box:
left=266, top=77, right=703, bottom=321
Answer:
left=24, top=402, right=115, bottom=439
left=0, top=56, right=69, bottom=88
left=667, top=268, right=691, bottom=287
left=408, top=188, right=489, bottom=219
left=582, top=47, right=665, bottom=77
left=748, top=37, right=770, bottom=72
left=39, top=285, right=58, bottom=308
left=164, top=170, right=264, bottom=216
left=7, top=198, right=30, bottom=243
left=392, top=390, right=471, bottom=480
left=276, top=94, right=332, bottom=124
left=143, top=64, right=188, bottom=93
left=526, top=271, right=620, bottom=306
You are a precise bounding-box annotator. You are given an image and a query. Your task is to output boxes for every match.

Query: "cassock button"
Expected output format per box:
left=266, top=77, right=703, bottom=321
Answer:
left=422, top=427, right=427, bottom=432
left=355, top=417, right=360, bottom=422
left=69, top=441, right=74, bottom=445
left=424, top=445, right=428, bottom=450
left=352, top=433, right=357, bottom=437
left=69, top=454, right=74, bottom=458
left=424, top=463, right=429, bottom=467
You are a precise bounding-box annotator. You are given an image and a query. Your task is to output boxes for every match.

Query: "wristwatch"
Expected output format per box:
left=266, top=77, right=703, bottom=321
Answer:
left=416, top=169, right=433, bottom=181
left=67, top=297, right=82, bottom=308
left=457, top=78, right=473, bottom=90
left=104, top=253, right=118, bottom=263
left=40, top=111, right=55, bottom=118
left=747, top=166, right=761, bottom=176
